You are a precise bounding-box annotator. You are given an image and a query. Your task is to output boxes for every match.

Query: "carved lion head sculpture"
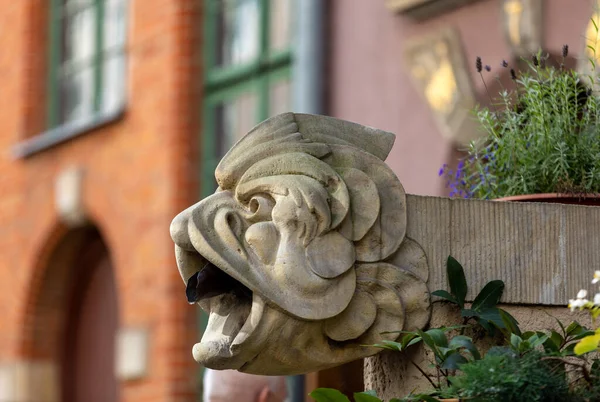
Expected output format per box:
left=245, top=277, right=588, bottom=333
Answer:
left=170, top=113, right=431, bottom=375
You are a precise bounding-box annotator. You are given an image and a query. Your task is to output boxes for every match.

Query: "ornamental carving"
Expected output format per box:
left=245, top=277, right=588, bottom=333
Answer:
left=170, top=113, right=431, bottom=375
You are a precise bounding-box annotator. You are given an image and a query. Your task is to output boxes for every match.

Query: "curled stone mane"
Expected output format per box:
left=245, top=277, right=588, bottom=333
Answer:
left=171, top=112, right=431, bottom=374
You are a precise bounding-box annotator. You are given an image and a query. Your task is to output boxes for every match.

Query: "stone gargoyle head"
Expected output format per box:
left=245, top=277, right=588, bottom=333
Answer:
left=170, top=113, right=431, bottom=375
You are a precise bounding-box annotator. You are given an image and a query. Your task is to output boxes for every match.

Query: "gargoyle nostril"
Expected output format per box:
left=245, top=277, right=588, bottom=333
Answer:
left=170, top=211, right=194, bottom=251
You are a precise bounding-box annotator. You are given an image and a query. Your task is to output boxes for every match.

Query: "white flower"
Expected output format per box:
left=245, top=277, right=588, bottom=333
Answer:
left=569, top=298, right=588, bottom=311
left=594, top=293, right=600, bottom=306
left=577, top=289, right=588, bottom=299
left=593, top=271, right=600, bottom=284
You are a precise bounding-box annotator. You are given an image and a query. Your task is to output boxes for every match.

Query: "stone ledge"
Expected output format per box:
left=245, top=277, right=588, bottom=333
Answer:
left=407, top=195, right=600, bottom=305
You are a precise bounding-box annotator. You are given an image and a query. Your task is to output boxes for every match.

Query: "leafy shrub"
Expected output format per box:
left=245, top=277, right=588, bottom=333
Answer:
left=449, top=350, right=574, bottom=402
left=440, top=46, right=600, bottom=199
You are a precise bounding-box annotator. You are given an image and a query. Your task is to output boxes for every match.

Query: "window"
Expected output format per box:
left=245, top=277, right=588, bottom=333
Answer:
left=198, top=1, right=295, bottom=400
left=202, top=0, right=295, bottom=194
left=48, top=0, right=127, bottom=129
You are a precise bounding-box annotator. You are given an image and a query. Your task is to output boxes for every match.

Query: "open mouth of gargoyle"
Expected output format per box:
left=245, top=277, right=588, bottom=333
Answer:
left=179, top=250, right=265, bottom=368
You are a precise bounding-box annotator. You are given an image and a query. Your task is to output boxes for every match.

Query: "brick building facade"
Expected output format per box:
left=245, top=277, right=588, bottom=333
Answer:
left=0, top=1, right=201, bottom=401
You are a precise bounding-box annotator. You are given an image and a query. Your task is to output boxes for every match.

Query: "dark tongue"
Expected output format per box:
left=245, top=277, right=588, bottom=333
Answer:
left=186, top=262, right=250, bottom=304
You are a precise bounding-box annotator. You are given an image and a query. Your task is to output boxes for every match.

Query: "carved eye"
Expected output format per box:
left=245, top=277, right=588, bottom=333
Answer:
left=247, top=194, right=275, bottom=222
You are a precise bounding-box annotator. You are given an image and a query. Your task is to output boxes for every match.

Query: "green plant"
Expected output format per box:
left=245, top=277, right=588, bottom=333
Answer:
left=449, top=350, right=574, bottom=402
left=440, top=42, right=600, bottom=199
left=432, top=256, right=519, bottom=336
left=310, top=257, right=600, bottom=402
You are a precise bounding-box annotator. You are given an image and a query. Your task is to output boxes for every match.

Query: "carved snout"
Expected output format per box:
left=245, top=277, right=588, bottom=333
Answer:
left=170, top=207, right=194, bottom=251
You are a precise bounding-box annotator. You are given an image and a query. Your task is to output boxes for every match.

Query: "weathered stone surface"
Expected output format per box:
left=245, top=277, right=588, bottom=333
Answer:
left=406, top=195, right=600, bottom=305
left=170, top=113, right=431, bottom=375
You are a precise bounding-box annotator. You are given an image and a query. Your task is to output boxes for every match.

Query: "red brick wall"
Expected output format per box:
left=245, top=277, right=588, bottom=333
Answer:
left=0, top=0, right=202, bottom=401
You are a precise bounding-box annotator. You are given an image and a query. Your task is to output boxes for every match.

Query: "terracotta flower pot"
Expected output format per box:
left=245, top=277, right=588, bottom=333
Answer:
left=495, top=193, right=600, bottom=206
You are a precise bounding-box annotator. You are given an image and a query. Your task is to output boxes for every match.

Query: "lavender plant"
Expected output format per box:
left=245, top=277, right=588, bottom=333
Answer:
left=440, top=45, right=600, bottom=199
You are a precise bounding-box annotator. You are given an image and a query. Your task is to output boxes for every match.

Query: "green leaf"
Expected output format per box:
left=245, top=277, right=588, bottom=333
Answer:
left=498, top=309, right=521, bottom=336
left=476, top=317, right=495, bottom=335
left=552, top=315, right=567, bottom=338
left=477, top=307, right=505, bottom=328
left=544, top=330, right=563, bottom=352
left=431, top=289, right=459, bottom=304
left=460, top=309, right=479, bottom=318
left=440, top=351, right=468, bottom=369
left=369, top=340, right=404, bottom=351
left=417, top=330, right=437, bottom=353
left=471, top=280, right=505, bottom=310
left=572, top=329, right=595, bottom=341
left=566, top=321, right=584, bottom=337
left=309, top=388, right=351, bottom=402
left=425, top=328, right=448, bottom=348
left=511, top=333, right=522, bottom=350
left=406, top=337, right=423, bottom=348
left=574, top=333, right=600, bottom=355
left=562, top=342, right=576, bottom=356
left=446, top=256, right=468, bottom=308
left=353, top=392, right=382, bottom=402
left=360, top=390, right=378, bottom=397
left=529, top=334, right=549, bottom=349
left=400, top=333, right=419, bottom=349
left=449, top=335, right=481, bottom=360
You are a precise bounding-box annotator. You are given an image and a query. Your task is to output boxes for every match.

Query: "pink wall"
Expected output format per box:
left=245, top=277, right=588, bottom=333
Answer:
left=328, top=0, right=592, bottom=195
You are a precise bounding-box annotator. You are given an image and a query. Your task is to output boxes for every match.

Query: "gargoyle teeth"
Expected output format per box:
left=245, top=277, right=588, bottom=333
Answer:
left=185, top=261, right=252, bottom=304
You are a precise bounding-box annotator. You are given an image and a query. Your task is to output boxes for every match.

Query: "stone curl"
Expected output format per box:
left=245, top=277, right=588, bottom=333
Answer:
left=170, top=113, right=431, bottom=375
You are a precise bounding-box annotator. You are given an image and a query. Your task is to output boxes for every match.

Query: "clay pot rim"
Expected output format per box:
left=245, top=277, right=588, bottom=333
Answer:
left=494, top=193, right=600, bottom=202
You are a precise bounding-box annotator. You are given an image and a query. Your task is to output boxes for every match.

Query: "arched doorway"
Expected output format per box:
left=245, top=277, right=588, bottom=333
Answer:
left=61, top=231, right=119, bottom=402
left=23, top=226, right=119, bottom=402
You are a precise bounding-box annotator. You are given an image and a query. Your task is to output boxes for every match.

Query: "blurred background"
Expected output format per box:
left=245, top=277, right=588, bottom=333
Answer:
left=0, top=0, right=596, bottom=401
